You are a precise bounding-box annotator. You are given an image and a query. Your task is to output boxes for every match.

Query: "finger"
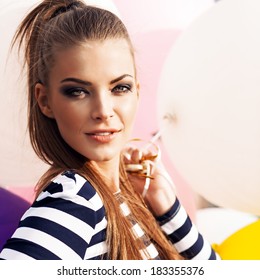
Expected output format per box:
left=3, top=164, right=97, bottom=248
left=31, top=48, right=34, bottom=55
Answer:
left=131, top=149, right=142, bottom=163
left=122, top=147, right=136, bottom=163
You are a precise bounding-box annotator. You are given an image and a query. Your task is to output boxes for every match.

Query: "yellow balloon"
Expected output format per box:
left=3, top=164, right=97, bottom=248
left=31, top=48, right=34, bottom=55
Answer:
left=212, top=220, right=260, bottom=260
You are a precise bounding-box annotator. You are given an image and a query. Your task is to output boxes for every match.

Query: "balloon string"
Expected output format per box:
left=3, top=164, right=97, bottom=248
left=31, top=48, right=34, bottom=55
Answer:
left=131, top=113, right=176, bottom=197
left=143, top=113, right=176, bottom=196
left=144, top=113, right=174, bottom=150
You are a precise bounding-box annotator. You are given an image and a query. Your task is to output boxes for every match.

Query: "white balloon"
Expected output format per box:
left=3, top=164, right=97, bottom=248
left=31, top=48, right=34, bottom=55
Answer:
left=116, top=0, right=215, bottom=34
left=0, top=0, right=118, bottom=187
left=0, top=0, right=47, bottom=188
left=154, top=0, right=215, bottom=30
left=196, top=208, right=258, bottom=244
left=157, top=0, right=260, bottom=215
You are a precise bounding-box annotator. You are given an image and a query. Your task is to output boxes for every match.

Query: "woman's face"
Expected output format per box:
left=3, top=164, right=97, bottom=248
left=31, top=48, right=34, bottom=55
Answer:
left=36, top=39, right=139, bottom=166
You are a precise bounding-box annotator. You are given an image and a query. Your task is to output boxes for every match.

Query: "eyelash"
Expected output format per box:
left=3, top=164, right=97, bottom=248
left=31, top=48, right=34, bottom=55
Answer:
left=60, top=84, right=133, bottom=98
left=112, top=84, right=132, bottom=94
left=61, top=87, right=88, bottom=98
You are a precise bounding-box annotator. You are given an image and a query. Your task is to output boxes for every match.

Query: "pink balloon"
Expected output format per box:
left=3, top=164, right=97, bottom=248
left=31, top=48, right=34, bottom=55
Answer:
left=113, top=0, right=216, bottom=218
left=130, top=30, right=197, bottom=218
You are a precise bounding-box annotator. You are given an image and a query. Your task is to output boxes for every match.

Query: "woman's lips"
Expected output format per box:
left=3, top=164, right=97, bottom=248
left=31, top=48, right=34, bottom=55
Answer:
left=86, top=130, right=121, bottom=143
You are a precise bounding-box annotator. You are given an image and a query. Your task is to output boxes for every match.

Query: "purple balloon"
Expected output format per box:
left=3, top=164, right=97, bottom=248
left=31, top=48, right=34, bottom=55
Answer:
left=0, top=188, right=30, bottom=250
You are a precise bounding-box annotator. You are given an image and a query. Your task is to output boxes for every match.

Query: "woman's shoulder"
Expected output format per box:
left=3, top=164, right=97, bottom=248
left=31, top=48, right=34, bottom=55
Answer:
left=36, top=170, right=103, bottom=211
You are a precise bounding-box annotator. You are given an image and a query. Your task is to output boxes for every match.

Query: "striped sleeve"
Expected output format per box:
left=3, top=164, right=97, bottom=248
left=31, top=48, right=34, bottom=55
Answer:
left=0, top=171, right=107, bottom=260
left=156, top=198, right=221, bottom=260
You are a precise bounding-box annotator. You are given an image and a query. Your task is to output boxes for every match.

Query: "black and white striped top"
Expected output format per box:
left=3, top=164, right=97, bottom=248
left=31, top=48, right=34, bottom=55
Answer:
left=0, top=171, right=220, bottom=260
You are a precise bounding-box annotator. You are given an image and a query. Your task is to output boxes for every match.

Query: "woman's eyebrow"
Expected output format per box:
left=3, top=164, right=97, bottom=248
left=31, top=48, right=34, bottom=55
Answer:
left=60, top=74, right=134, bottom=86
left=110, top=74, right=134, bottom=84
left=60, top=78, right=92, bottom=85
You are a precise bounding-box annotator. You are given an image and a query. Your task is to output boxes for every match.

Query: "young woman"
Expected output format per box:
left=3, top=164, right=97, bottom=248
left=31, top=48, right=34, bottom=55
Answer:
left=0, top=0, right=219, bottom=260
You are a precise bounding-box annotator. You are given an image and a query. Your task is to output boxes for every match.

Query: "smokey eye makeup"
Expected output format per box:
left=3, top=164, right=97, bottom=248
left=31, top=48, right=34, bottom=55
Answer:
left=59, top=86, right=89, bottom=98
left=112, top=83, right=133, bottom=94
left=59, top=78, right=135, bottom=98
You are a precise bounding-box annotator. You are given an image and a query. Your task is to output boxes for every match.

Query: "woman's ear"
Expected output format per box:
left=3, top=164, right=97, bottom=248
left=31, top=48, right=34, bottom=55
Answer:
left=35, top=83, right=54, bottom=118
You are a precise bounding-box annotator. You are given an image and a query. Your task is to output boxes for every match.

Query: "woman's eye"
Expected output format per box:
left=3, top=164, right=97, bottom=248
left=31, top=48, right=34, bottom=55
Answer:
left=112, top=84, right=132, bottom=94
left=61, top=87, right=89, bottom=98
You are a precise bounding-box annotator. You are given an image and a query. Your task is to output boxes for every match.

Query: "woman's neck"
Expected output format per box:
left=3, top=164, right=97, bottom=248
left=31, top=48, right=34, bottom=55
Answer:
left=90, top=159, right=120, bottom=193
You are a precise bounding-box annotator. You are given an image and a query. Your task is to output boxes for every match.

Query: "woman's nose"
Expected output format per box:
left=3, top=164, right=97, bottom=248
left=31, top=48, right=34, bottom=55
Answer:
left=91, top=92, right=114, bottom=121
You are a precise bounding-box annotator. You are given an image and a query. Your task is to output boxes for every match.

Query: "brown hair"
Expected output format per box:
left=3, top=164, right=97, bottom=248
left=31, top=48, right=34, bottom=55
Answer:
left=13, top=0, right=183, bottom=260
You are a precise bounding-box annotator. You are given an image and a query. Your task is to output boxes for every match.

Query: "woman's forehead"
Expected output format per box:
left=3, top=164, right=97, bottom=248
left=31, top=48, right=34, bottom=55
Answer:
left=49, top=39, right=136, bottom=82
